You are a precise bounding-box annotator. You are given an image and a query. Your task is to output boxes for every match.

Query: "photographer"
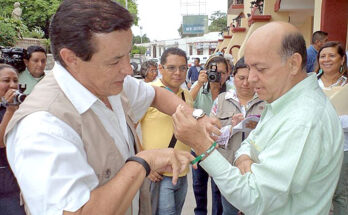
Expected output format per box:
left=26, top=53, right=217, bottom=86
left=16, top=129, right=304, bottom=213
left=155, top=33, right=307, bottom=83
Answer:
left=189, top=55, right=233, bottom=215
left=19, top=46, right=47, bottom=94
left=0, top=64, right=25, bottom=214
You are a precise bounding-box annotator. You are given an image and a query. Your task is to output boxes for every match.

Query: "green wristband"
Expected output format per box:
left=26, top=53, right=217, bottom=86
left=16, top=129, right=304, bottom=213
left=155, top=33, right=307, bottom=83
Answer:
left=191, top=142, right=217, bottom=165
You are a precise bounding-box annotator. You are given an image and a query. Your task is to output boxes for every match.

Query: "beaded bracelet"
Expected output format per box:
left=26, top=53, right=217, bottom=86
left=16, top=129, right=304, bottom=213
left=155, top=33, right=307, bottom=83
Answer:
left=191, top=142, right=217, bottom=165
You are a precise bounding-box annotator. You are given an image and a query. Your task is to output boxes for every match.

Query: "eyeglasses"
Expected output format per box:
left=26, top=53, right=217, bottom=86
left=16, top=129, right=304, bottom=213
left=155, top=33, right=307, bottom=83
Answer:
left=163, top=65, right=188, bottom=73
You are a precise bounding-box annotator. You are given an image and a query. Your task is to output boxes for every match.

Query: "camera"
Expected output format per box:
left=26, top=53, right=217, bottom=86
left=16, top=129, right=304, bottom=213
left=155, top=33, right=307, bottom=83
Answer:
left=0, top=46, right=27, bottom=72
left=207, top=62, right=221, bottom=82
left=13, top=84, right=27, bottom=105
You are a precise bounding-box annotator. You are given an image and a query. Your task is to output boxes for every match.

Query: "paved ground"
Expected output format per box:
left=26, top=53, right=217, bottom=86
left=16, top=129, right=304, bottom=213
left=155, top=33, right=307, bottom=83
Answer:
left=182, top=168, right=212, bottom=215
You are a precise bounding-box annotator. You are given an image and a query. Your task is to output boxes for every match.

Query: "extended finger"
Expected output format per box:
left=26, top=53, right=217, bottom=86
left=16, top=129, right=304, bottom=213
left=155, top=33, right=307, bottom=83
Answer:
left=152, top=171, right=163, bottom=181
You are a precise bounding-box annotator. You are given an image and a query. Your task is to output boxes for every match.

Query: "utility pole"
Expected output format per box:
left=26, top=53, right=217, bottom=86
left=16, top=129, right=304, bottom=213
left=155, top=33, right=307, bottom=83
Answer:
left=125, top=0, right=128, bottom=9
left=140, top=26, right=143, bottom=43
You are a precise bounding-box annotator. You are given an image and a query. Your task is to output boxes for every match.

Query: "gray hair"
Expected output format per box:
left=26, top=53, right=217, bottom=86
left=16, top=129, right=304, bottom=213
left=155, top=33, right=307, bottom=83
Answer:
left=140, top=60, right=158, bottom=78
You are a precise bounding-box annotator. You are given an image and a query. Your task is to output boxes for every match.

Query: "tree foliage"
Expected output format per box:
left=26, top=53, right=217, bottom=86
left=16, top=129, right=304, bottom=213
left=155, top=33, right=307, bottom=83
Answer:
left=131, top=45, right=146, bottom=56
left=0, top=0, right=139, bottom=38
left=0, top=0, right=62, bottom=38
left=133, top=34, right=150, bottom=44
left=0, top=16, right=29, bottom=46
left=208, top=11, right=227, bottom=32
left=115, top=0, right=139, bottom=25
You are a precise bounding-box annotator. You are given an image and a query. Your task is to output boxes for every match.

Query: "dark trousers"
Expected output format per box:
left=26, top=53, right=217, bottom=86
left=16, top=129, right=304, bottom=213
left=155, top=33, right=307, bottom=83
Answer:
left=0, top=147, right=25, bottom=215
left=191, top=151, right=223, bottom=215
left=0, top=167, right=25, bottom=215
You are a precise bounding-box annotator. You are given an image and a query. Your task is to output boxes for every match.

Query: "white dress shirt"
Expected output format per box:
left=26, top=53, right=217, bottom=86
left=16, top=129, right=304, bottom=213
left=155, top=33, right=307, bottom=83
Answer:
left=6, top=63, right=155, bottom=215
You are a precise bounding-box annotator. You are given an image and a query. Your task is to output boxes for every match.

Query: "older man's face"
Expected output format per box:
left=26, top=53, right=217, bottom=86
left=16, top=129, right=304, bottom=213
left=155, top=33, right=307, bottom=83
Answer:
left=75, top=29, right=133, bottom=100
left=245, top=30, right=292, bottom=103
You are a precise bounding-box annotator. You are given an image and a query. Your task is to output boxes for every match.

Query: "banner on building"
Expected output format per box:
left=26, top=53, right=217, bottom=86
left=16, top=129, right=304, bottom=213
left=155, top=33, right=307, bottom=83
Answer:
left=182, top=15, right=208, bottom=35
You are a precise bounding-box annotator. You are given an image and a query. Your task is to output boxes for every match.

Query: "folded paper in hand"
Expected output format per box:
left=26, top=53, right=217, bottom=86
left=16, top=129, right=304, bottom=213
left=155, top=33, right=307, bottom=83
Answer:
left=216, top=115, right=261, bottom=148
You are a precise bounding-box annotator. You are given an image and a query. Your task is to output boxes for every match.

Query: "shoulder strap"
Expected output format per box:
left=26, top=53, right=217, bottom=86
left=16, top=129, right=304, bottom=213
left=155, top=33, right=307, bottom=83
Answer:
left=168, top=92, right=185, bottom=148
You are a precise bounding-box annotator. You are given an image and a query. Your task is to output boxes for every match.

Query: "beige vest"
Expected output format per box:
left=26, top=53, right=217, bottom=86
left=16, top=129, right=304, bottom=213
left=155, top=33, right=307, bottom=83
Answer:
left=215, top=92, right=265, bottom=163
left=5, top=72, right=151, bottom=215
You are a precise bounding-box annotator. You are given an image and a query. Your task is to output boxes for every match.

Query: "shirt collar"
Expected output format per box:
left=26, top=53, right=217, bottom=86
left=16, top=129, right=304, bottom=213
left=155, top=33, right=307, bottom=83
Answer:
left=225, top=88, right=258, bottom=105
left=269, top=73, right=318, bottom=113
left=52, top=62, right=98, bottom=114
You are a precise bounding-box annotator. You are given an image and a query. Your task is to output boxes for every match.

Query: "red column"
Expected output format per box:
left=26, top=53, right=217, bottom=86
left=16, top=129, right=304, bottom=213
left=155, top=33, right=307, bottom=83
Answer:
left=321, top=0, right=348, bottom=48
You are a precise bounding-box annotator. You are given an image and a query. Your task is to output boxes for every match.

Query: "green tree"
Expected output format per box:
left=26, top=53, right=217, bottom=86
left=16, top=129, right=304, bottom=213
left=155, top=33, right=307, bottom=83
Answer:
left=0, top=0, right=139, bottom=38
left=133, top=34, right=150, bottom=44
left=115, top=0, right=139, bottom=25
left=0, top=0, right=62, bottom=38
left=131, top=45, right=146, bottom=56
left=208, top=11, right=227, bottom=32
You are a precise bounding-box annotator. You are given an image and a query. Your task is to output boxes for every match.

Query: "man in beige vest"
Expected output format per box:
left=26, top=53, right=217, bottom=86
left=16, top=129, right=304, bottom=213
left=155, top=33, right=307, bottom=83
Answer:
left=4, top=1, right=219, bottom=215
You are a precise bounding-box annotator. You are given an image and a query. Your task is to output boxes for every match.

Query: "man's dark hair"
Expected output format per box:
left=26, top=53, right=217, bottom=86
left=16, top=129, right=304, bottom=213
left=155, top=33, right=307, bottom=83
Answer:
left=233, top=56, right=247, bottom=76
left=140, top=60, right=158, bottom=78
left=280, top=32, right=307, bottom=71
left=312, top=31, right=328, bottom=44
left=160, top=47, right=187, bottom=65
left=195, top=57, right=200, bottom=63
left=49, top=0, right=133, bottom=68
left=25, top=46, right=46, bottom=60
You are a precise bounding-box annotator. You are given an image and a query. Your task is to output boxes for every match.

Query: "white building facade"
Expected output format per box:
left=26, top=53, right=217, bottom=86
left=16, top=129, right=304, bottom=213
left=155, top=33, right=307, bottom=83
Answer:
left=137, top=32, right=220, bottom=60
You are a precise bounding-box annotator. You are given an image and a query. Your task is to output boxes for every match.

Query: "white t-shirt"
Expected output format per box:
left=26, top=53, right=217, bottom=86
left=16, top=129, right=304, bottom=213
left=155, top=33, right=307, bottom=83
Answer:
left=6, top=63, right=155, bottom=215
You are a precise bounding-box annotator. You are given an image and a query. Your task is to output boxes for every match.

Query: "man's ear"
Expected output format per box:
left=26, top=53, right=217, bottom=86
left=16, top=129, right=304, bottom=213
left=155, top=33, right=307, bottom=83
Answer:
left=288, top=53, right=302, bottom=75
left=24, top=59, right=29, bottom=67
left=59, top=48, right=79, bottom=72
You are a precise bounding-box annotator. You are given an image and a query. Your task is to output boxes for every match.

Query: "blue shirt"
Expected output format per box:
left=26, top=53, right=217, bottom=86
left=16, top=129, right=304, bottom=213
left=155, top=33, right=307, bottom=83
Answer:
left=187, top=66, right=202, bottom=84
left=306, top=45, right=318, bottom=73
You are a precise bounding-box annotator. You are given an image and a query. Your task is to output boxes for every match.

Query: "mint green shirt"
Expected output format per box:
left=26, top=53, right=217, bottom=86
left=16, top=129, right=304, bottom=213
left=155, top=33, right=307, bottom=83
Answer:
left=191, top=81, right=234, bottom=114
left=18, top=69, right=45, bottom=94
left=201, top=73, right=344, bottom=215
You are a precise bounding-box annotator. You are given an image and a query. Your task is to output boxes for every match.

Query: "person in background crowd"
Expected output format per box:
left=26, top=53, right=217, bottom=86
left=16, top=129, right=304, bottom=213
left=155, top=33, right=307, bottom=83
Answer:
left=174, top=21, right=343, bottom=215
left=224, top=53, right=235, bottom=90
left=20, top=45, right=47, bottom=94
left=306, top=31, right=328, bottom=73
left=315, top=41, right=348, bottom=89
left=187, top=58, right=203, bottom=89
left=210, top=57, right=265, bottom=215
left=0, top=64, right=25, bottom=215
left=140, top=60, right=158, bottom=83
left=141, top=47, right=193, bottom=215
left=315, top=41, right=348, bottom=215
left=5, top=1, right=217, bottom=214
left=189, top=54, right=233, bottom=215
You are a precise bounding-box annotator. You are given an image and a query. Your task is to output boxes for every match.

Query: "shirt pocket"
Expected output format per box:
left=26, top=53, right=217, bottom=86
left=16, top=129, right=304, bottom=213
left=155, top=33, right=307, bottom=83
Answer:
left=216, top=111, right=234, bottom=127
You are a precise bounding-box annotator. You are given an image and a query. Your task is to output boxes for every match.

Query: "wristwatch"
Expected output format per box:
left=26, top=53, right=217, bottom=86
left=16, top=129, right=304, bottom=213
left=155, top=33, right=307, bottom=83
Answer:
left=192, top=109, right=205, bottom=120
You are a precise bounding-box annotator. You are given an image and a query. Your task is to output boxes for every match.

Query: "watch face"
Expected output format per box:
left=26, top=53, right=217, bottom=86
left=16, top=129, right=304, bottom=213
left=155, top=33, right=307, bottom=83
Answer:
left=193, top=109, right=204, bottom=118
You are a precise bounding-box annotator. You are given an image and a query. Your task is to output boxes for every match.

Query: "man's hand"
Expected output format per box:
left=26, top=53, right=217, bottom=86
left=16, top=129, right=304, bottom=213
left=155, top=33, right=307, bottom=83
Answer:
left=137, top=148, right=195, bottom=185
left=235, top=155, right=254, bottom=175
left=147, top=170, right=163, bottom=182
left=173, top=105, right=221, bottom=155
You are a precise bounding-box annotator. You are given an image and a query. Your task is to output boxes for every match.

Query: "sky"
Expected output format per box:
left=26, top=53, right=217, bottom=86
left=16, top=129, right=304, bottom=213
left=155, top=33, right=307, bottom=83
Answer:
left=131, top=0, right=227, bottom=41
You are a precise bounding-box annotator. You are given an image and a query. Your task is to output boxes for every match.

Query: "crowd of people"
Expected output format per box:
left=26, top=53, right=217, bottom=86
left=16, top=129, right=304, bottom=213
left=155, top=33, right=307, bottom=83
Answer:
left=0, top=0, right=347, bottom=215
